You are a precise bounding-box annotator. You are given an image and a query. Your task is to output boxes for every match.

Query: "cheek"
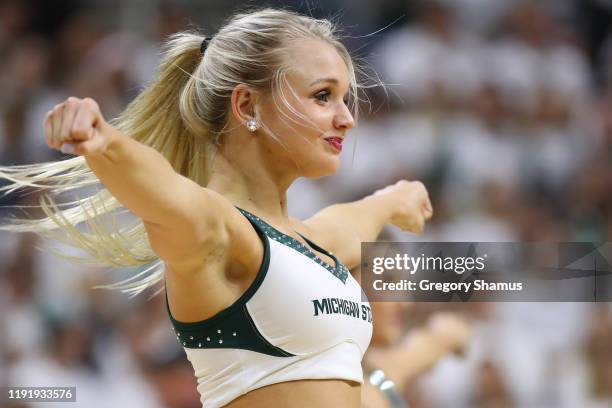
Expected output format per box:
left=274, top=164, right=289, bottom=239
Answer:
left=265, top=94, right=331, bottom=137
left=261, top=107, right=341, bottom=176
left=282, top=100, right=330, bottom=134
left=265, top=109, right=321, bottom=145
left=273, top=133, right=319, bottom=160
left=305, top=106, right=335, bottom=132
left=277, top=123, right=322, bottom=157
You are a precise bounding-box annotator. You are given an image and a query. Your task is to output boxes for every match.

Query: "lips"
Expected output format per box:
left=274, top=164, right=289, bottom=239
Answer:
left=323, top=137, right=343, bottom=152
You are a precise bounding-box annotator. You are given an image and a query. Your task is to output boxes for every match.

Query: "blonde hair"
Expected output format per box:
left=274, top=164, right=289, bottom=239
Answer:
left=0, top=8, right=364, bottom=298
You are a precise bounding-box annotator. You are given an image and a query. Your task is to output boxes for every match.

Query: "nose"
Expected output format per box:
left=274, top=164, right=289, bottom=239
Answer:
left=333, top=102, right=355, bottom=130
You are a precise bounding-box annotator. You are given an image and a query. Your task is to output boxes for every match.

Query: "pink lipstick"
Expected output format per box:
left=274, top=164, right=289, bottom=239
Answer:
left=323, top=137, right=343, bottom=152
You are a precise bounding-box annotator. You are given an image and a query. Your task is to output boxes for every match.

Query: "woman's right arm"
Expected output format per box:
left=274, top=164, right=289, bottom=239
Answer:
left=44, top=97, right=236, bottom=268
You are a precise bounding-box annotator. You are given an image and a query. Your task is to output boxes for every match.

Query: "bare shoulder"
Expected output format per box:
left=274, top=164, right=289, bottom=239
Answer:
left=289, top=216, right=312, bottom=237
left=145, top=180, right=263, bottom=277
left=290, top=215, right=360, bottom=269
left=159, top=185, right=264, bottom=323
left=290, top=216, right=325, bottom=246
left=290, top=215, right=334, bottom=249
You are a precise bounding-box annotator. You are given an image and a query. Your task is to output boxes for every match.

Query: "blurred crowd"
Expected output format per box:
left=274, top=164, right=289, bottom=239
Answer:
left=0, top=0, right=611, bottom=407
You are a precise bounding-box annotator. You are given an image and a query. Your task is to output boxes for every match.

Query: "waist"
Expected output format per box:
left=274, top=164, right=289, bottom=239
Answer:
left=225, top=378, right=361, bottom=408
left=187, top=342, right=365, bottom=408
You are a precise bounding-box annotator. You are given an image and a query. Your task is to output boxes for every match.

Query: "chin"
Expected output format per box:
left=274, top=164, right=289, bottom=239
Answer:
left=302, top=156, right=340, bottom=178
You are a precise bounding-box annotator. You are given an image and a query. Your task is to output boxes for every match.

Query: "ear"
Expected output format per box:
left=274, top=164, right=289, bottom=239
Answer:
left=230, top=84, right=258, bottom=125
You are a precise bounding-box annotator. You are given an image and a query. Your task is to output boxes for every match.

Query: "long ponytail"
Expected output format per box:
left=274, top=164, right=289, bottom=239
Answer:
left=0, top=9, right=366, bottom=298
left=0, top=32, right=208, bottom=298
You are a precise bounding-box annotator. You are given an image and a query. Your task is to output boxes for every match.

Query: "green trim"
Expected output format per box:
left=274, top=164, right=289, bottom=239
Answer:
left=164, top=211, right=293, bottom=356
left=165, top=215, right=270, bottom=330
left=236, top=207, right=349, bottom=283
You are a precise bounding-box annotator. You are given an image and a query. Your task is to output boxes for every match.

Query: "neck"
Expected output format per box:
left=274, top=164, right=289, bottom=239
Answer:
left=206, top=139, right=297, bottom=227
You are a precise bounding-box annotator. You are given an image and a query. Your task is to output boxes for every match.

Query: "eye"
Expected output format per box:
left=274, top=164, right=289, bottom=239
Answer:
left=314, top=90, right=350, bottom=106
left=314, top=90, right=331, bottom=103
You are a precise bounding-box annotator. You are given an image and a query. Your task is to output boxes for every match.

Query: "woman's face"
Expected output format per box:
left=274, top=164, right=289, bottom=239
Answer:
left=257, top=39, right=355, bottom=179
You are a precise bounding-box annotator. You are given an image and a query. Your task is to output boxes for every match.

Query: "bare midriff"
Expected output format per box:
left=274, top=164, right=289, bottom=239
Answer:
left=224, top=379, right=361, bottom=408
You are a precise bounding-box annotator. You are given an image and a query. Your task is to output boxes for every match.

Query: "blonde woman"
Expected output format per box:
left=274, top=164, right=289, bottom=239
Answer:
left=0, top=9, right=432, bottom=408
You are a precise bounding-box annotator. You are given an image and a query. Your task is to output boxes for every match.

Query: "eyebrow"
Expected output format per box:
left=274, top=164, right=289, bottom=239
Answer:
left=309, top=77, right=339, bottom=86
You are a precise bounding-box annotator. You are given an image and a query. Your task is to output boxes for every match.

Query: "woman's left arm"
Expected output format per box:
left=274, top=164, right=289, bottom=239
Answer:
left=298, top=180, right=433, bottom=269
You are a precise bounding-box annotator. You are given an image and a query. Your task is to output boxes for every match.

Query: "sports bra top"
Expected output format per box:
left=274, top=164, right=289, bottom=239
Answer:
left=165, top=207, right=373, bottom=408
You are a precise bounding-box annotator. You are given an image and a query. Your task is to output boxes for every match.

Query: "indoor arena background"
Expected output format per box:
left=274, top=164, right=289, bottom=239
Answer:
left=0, top=0, right=611, bottom=407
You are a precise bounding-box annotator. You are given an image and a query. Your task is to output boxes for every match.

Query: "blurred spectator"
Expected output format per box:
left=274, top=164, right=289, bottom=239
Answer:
left=1, top=1, right=611, bottom=407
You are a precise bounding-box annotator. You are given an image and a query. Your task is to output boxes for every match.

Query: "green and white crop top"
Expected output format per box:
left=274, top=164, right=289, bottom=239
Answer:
left=165, top=207, right=373, bottom=408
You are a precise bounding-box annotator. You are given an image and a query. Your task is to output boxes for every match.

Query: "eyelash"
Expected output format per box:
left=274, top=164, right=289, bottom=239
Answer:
left=314, top=90, right=349, bottom=105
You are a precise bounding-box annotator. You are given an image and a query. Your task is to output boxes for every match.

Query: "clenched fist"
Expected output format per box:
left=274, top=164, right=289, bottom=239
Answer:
left=44, top=97, right=111, bottom=156
left=373, top=180, right=433, bottom=234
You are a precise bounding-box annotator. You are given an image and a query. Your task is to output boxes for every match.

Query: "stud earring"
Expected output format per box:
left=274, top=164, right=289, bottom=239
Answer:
left=246, top=118, right=259, bottom=132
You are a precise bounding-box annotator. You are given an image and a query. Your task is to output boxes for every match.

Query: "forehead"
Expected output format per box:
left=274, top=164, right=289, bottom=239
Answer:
left=284, top=39, right=350, bottom=87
